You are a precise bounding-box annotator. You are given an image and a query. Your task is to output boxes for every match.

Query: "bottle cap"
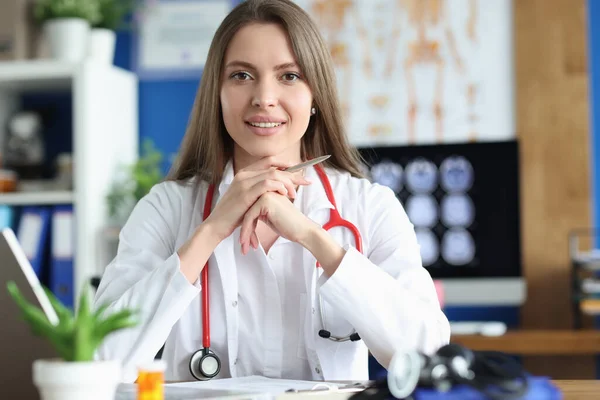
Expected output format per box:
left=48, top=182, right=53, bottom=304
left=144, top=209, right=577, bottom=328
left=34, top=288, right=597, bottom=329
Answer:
left=138, top=360, right=167, bottom=372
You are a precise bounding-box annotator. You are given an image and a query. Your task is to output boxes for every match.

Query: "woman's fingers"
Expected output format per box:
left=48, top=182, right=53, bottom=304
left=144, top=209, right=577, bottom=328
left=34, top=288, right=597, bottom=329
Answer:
left=240, top=201, right=263, bottom=254
left=247, top=180, right=288, bottom=203
left=250, top=231, right=259, bottom=249
left=240, top=219, right=260, bottom=253
left=245, top=170, right=311, bottom=199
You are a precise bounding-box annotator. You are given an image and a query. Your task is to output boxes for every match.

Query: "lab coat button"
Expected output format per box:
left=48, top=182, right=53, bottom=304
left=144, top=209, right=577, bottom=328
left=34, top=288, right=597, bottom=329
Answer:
left=232, top=300, right=238, bottom=307
left=312, top=307, right=316, bottom=315
left=315, top=367, right=321, bottom=374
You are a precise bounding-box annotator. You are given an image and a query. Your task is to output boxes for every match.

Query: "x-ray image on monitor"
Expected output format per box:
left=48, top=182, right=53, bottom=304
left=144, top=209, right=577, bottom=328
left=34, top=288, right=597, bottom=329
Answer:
left=357, top=141, right=522, bottom=306
left=405, top=158, right=437, bottom=194
left=441, top=228, right=475, bottom=265
left=441, top=194, right=475, bottom=227
left=440, top=156, right=474, bottom=193
left=406, top=195, right=438, bottom=228
left=370, top=160, right=403, bottom=193
left=415, top=228, right=439, bottom=267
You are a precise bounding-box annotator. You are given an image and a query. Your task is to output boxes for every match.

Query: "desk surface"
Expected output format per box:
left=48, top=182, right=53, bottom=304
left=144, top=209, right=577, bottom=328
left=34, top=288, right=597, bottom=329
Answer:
left=553, top=380, right=600, bottom=399
left=450, top=330, right=600, bottom=355
left=147, top=379, right=600, bottom=399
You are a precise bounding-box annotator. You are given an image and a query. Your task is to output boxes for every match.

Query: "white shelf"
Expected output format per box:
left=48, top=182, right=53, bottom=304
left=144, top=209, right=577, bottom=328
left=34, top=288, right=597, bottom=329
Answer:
left=0, top=60, right=77, bottom=92
left=0, top=59, right=139, bottom=307
left=0, top=191, right=74, bottom=205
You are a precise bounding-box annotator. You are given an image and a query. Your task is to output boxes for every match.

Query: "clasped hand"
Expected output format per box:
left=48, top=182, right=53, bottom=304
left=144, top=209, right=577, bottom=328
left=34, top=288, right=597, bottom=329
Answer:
left=204, top=156, right=320, bottom=254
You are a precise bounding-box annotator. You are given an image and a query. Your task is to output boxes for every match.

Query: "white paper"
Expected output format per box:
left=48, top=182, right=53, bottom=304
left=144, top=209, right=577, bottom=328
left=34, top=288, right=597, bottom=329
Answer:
left=116, top=381, right=267, bottom=400
left=116, top=376, right=366, bottom=400
left=139, top=0, right=231, bottom=70
left=17, top=214, right=42, bottom=260
left=169, top=376, right=344, bottom=394
left=293, top=0, right=515, bottom=147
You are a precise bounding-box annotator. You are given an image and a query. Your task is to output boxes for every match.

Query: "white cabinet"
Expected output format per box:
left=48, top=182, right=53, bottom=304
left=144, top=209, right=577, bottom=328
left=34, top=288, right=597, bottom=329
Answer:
left=0, top=60, right=138, bottom=305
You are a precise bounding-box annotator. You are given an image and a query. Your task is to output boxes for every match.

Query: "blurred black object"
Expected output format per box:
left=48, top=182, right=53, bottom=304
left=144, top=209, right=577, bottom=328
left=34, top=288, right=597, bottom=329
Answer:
left=90, top=276, right=101, bottom=290
left=350, top=343, right=528, bottom=400
left=4, top=110, right=47, bottom=179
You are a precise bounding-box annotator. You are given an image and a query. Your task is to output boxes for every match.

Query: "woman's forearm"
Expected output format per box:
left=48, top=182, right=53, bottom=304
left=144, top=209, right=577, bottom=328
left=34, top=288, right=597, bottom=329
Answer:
left=177, top=222, right=223, bottom=284
left=299, top=226, right=346, bottom=277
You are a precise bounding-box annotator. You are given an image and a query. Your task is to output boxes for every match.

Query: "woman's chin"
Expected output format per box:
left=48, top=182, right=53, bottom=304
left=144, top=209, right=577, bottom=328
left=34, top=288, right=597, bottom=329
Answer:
left=245, top=145, right=288, bottom=159
left=234, top=141, right=301, bottom=163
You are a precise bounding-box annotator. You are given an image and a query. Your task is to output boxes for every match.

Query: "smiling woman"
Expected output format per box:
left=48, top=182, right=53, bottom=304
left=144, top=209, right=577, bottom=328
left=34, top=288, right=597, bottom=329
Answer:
left=92, top=0, right=450, bottom=384
left=220, top=23, right=313, bottom=165
left=168, top=0, right=364, bottom=186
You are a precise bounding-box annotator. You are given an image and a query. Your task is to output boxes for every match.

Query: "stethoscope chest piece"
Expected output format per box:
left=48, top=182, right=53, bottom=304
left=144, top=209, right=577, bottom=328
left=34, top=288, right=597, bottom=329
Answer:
left=189, top=348, right=221, bottom=381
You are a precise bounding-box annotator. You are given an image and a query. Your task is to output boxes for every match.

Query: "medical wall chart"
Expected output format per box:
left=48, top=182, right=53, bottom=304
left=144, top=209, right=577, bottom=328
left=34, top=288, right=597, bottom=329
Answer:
left=293, top=0, right=515, bottom=147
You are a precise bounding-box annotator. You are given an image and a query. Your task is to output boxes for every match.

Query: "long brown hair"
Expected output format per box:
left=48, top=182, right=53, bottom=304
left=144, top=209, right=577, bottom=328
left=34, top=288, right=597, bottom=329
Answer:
left=167, top=0, right=365, bottom=185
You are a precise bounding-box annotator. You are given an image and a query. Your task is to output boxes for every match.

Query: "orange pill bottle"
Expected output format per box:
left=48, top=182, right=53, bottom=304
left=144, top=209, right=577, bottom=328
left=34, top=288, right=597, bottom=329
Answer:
left=137, top=360, right=167, bottom=400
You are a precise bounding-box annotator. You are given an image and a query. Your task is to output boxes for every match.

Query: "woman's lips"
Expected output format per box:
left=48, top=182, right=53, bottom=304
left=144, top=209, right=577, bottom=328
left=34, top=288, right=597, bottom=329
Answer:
left=245, top=121, right=286, bottom=136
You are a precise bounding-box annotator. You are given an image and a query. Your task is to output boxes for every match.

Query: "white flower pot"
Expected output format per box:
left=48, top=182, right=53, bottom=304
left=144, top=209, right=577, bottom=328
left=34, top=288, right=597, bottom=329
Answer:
left=44, top=18, right=91, bottom=62
left=88, top=28, right=117, bottom=65
left=33, top=359, right=122, bottom=400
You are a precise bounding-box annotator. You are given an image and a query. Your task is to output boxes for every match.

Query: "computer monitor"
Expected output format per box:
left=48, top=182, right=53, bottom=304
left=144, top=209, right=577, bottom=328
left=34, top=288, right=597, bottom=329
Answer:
left=0, top=227, right=59, bottom=399
left=359, top=140, right=525, bottom=306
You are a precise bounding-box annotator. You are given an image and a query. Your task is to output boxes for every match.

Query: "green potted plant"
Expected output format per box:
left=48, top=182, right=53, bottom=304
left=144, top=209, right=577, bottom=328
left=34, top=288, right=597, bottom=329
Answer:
left=89, top=0, right=135, bottom=64
left=6, top=280, right=138, bottom=400
left=33, top=0, right=101, bottom=62
left=106, top=138, right=165, bottom=227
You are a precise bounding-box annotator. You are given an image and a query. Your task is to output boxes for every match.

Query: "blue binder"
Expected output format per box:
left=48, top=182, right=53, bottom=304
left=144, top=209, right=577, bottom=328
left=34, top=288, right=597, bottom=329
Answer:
left=16, top=206, right=51, bottom=278
left=49, top=205, right=74, bottom=308
left=0, top=205, right=14, bottom=229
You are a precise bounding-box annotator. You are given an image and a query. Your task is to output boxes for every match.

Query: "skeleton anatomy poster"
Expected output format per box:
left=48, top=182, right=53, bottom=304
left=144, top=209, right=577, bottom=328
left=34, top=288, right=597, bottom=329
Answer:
left=294, top=0, right=515, bottom=147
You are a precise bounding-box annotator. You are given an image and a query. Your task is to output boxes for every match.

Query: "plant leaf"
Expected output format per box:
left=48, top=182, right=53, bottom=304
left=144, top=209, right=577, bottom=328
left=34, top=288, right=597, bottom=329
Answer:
left=93, top=303, right=110, bottom=320
left=96, top=309, right=139, bottom=339
left=43, top=287, right=73, bottom=322
left=6, top=282, right=58, bottom=339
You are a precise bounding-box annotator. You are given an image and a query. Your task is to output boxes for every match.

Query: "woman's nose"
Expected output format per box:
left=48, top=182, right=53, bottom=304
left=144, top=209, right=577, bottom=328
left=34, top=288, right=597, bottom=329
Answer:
left=251, top=80, right=278, bottom=109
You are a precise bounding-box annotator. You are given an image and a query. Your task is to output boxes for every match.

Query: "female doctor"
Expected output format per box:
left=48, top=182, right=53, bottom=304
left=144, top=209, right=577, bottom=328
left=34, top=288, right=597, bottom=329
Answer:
left=94, top=0, right=450, bottom=383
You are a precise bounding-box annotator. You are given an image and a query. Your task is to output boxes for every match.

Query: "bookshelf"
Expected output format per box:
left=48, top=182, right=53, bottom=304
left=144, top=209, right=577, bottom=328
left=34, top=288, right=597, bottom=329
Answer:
left=0, top=59, right=138, bottom=305
left=0, top=191, right=74, bottom=205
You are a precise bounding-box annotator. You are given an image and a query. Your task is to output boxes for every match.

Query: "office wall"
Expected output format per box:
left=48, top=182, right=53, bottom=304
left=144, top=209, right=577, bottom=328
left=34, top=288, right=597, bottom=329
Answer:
left=113, top=35, right=198, bottom=172
left=514, top=0, right=593, bottom=379
left=589, top=0, right=600, bottom=233
left=587, top=0, right=600, bottom=381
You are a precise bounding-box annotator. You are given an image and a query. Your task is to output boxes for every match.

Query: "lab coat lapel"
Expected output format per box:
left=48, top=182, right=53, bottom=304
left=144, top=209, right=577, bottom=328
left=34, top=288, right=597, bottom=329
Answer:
left=300, top=165, right=334, bottom=304
left=212, top=227, right=239, bottom=377
left=300, top=166, right=338, bottom=379
left=211, top=160, right=239, bottom=376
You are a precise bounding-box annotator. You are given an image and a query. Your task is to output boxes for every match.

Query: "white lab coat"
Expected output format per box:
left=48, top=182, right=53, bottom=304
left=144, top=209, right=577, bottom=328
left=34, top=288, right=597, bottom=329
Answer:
left=94, top=162, right=450, bottom=383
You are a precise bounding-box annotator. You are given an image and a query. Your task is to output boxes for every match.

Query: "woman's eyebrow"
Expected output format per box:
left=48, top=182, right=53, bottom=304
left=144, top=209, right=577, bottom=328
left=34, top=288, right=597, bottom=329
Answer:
left=224, top=61, right=299, bottom=71
left=273, top=62, right=299, bottom=71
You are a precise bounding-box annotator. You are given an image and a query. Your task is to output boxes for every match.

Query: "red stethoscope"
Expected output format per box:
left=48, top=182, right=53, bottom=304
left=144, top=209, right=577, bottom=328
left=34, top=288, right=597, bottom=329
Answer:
left=189, top=164, right=362, bottom=381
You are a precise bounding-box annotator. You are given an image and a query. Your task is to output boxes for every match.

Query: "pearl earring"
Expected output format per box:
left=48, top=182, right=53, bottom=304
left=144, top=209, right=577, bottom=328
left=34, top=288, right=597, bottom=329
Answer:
left=311, top=107, right=316, bottom=115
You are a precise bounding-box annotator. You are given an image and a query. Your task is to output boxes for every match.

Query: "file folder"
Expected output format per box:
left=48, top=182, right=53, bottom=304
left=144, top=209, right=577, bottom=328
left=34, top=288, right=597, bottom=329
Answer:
left=50, top=205, right=74, bottom=308
left=16, top=206, right=50, bottom=278
left=0, top=205, right=14, bottom=229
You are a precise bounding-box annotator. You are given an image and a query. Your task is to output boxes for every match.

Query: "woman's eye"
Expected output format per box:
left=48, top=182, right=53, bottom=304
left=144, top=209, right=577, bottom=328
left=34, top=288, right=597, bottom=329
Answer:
left=232, top=72, right=251, bottom=81
left=282, top=73, right=300, bottom=82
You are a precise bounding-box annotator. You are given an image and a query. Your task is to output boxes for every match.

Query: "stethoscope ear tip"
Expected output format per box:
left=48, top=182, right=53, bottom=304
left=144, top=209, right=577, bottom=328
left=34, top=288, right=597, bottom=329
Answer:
left=350, top=333, right=361, bottom=341
left=318, top=329, right=331, bottom=339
